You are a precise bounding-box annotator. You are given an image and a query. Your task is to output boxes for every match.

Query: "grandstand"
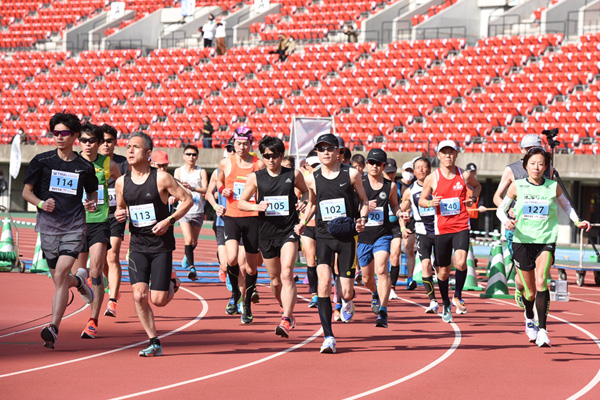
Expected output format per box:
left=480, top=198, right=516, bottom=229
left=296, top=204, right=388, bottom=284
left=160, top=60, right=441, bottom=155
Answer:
left=0, top=0, right=599, bottom=240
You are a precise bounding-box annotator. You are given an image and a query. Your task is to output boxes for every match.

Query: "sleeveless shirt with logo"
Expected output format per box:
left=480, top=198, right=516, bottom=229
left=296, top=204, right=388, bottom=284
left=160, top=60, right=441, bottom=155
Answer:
left=224, top=155, right=260, bottom=218
left=433, top=167, right=470, bottom=235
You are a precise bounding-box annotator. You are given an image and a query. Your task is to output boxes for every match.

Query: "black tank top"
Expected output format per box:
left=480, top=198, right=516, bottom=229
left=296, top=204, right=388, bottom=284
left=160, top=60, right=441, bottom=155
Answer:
left=123, top=168, right=175, bottom=252
left=256, top=167, right=298, bottom=239
left=108, top=154, right=129, bottom=214
left=314, top=165, right=357, bottom=238
left=358, top=176, right=392, bottom=244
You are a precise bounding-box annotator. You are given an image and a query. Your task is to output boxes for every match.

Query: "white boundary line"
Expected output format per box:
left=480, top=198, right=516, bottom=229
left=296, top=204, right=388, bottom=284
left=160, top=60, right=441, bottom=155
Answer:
left=0, top=303, right=89, bottom=339
left=0, top=287, right=207, bottom=379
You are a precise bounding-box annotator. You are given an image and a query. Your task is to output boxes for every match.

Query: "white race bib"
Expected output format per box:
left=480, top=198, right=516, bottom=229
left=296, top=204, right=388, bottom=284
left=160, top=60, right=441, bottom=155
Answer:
left=264, top=195, right=289, bottom=216
left=129, top=203, right=157, bottom=227
left=108, top=188, right=117, bottom=207
left=418, top=205, right=436, bottom=217
left=440, top=197, right=460, bottom=216
left=366, top=206, right=384, bottom=226
left=522, top=199, right=549, bottom=220
left=233, top=181, right=255, bottom=201
left=319, top=198, right=346, bottom=221
left=192, top=192, right=201, bottom=205
left=82, top=185, right=104, bottom=205
left=49, top=170, right=79, bottom=195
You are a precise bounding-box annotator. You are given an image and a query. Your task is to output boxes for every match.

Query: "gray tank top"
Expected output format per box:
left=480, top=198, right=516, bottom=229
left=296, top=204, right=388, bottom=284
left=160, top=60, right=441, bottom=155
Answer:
left=508, top=160, right=551, bottom=180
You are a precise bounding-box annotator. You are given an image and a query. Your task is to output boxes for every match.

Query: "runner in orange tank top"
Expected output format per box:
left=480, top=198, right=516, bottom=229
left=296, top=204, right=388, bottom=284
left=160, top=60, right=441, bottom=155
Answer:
left=216, top=127, right=265, bottom=322
left=419, top=140, right=480, bottom=324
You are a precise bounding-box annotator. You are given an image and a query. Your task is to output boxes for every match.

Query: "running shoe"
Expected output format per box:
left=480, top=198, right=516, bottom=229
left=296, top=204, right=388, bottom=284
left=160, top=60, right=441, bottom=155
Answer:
left=104, top=300, right=117, bottom=318
left=75, top=268, right=94, bottom=304
left=536, top=328, right=551, bottom=348
left=226, top=274, right=232, bottom=292
left=340, top=299, right=355, bottom=323
left=308, top=294, right=318, bottom=308
left=375, top=310, right=388, bottom=328
left=406, top=277, right=417, bottom=290
left=226, top=293, right=241, bottom=315
left=371, top=297, right=381, bottom=315
left=139, top=343, right=163, bottom=357
left=442, top=305, right=453, bottom=323
left=558, top=269, right=567, bottom=281
left=275, top=316, right=295, bottom=338
left=41, top=325, right=58, bottom=349
left=219, top=270, right=227, bottom=283
left=320, top=336, right=336, bottom=354
left=187, top=266, right=198, bottom=281
left=452, top=297, right=467, bottom=315
left=389, top=289, right=399, bottom=300
left=355, top=271, right=362, bottom=285
left=171, top=270, right=181, bottom=293
left=241, top=305, right=253, bottom=324
left=333, top=308, right=341, bottom=322
left=237, top=301, right=243, bottom=314
left=251, top=289, right=260, bottom=304
left=425, top=299, right=439, bottom=314
left=182, top=256, right=189, bottom=270
left=514, top=288, right=525, bottom=309
left=525, top=319, right=539, bottom=343
left=81, top=319, right=97, bottom=339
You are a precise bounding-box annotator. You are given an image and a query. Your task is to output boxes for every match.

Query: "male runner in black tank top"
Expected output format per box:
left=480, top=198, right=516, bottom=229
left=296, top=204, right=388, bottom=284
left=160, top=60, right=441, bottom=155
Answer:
left=238, top=136, right=309, bottom=337
left=301, top=133, right=369, bottom=354
left=114, top=132, right=193, bottom=357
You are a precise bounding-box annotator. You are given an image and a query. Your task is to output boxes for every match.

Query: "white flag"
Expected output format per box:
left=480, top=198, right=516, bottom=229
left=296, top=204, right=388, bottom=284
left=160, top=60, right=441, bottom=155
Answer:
left=289, top=117, right=333, bottom=159
left=9, top=134, right=21, bottom=179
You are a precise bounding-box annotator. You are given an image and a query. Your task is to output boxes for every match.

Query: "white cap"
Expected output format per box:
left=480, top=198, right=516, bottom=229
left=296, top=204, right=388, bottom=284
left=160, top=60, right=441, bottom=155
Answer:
left=305, top=156, right=320, bottom=167
left=402, top=161, right=413, bottom=171
left=436, top=140, right=457, bottom=152
left=520, top=134, right=542, bottom=149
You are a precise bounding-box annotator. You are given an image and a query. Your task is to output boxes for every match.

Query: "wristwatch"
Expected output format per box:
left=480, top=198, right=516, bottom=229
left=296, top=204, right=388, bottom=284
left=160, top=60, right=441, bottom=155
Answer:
left=168, top=216, right=176, bottom=225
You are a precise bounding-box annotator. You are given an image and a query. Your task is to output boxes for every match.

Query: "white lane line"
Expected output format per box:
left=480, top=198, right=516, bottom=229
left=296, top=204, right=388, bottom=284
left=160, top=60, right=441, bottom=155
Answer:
left=110, top=328, right=324, bottom=400
left=0, top=287, right=207, bottom=378
left=561, top=312, right=583, bottom=317
left=0, top=303, right=89, bottom=339
left=570, top=296, right=600, bottom=306
left=343, top=295, right=461, bottom=400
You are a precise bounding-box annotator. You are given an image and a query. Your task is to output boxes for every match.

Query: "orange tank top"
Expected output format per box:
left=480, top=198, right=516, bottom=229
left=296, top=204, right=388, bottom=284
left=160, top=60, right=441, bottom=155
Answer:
left=225, top=155, right=260, bottom=218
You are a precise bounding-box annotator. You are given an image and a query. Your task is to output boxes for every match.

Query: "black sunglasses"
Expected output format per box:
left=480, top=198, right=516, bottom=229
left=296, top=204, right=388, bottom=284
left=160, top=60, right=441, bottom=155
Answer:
left=184, top=153, right=198, bottom=157
left=103, top=138, right=115, bottom=144
left=316, top=146, right=337, bottom=153
left=52, top=130, right=72, bottom=137
left=262, top=153, right=281, bottom=160
left=367, top=160, right=384, bottom=167
left=79, top=137, right=99, bottom=144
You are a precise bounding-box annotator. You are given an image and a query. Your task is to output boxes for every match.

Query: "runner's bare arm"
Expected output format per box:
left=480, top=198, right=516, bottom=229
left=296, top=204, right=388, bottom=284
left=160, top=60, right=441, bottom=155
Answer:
left=114, top=176, right=127, bottom=222
left=198, top=169, right=208, bottom=195
left=350, top=168, right=369, bottom=232
left=493, top=166, right=514, bottom=207
left=419, top=173, right=440, bottom=208
left=110, top=160, right=121, bottom=180
left=23, top=183, right=55, bottom=212
left=463, top=170, right=481, bottom=207
left=216, top=158, right=232, bottom=198
left=496, top=182, right=517, bottom=230
left=158, top=170, right=193, bottom=230
left=238, top=172, right=264, bottom=212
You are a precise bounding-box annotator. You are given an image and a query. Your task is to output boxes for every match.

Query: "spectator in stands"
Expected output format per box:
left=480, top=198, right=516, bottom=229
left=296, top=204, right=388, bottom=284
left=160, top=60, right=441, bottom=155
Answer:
left=215, top=19, right=227, bottom=56
left=285, top=36, right=296, bottom=59
left=343, top=24, right=358, bottom=43
left=201, top=14, right=217, bottom=48
left=273, top=34, right=295, bottom=62
left=201, top=116, right=214, bottom=149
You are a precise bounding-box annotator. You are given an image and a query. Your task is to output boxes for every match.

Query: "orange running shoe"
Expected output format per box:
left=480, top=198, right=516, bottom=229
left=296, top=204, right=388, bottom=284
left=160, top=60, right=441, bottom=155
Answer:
left=104, top=300, right=117, bottom=318
left=81, top=319, right=97, bottom=339
left=219, top=270, right=227, bottom=283
left=275, top=316, right=293, bottom=338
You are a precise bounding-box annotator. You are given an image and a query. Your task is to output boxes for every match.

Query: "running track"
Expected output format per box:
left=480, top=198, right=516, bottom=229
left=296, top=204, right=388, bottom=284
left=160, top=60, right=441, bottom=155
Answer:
left=2, top=222, right=600, bottom=399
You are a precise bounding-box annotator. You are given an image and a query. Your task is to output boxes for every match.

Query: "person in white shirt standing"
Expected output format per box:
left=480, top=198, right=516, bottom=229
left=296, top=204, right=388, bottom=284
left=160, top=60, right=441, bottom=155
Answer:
left=202, top=14, right=217, bottom=48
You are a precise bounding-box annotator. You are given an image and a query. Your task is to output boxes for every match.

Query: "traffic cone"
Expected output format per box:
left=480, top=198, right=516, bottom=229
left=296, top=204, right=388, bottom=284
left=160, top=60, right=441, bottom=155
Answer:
left=480, top=240, right=512, bottom=299
left=412, top=254, right=423, bottom=283
left=480, top=244, right=493, bottom=276
left=503, top=245, right=516, bottom=287
left=30, top=232, right=50, bottom=275
left=0, top=218, right=15, bottom=271
left=464, top=243, right=483, bottom=291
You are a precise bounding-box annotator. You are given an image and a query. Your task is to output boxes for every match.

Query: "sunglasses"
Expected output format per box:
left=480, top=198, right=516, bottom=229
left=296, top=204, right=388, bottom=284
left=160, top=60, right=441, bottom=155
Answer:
left=262, top=153, right=281, bottom=160
left=103, top=138, right=115, bottom=144
left=157, top=164, right=169, bottom=168
left=184, top=153, right=198, bottom=157
left=52, top=130, right=72, bottom=137
left=316, top=146, right=337, bottom=153
left=367, top=160, right=384, bottom=167
left=79, top=137, right=99, bottom=144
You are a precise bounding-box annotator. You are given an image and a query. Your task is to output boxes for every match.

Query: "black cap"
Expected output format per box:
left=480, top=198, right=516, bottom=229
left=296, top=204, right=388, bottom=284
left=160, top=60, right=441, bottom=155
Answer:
left=466, top=162, right=477, bottom=171
left=315, top=133, right=339, bottom=147
left=226, top=137, right=234, bottom=149
left=366, top=148, right=387, bottom=164
left=337, top=136, right=345, bottom=149
left=384, top=158, right=397, bottom=173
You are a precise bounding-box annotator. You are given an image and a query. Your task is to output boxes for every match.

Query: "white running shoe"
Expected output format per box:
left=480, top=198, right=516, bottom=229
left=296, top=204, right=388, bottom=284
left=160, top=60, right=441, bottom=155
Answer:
left=75, top=268, right=93, bottom=304
left=536, top=328, right=551, bottom=348
left=389, top=289, right=399, bottom=300
left=320, top=336, right=336, bottom=353
left=525, top=318, right=539, bottom=343
left=340, top=299, right=355, bottom=323
left=425, top=299, right=439, bottom=314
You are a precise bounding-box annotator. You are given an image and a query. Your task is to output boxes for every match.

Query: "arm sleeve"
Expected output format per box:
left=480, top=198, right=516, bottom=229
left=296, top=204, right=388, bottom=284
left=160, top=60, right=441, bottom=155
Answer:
left=556, top=193, right=581, bottom=224
left=496, top=196, right=512, bottom=225
left=84, top=165, right=99, bottom=194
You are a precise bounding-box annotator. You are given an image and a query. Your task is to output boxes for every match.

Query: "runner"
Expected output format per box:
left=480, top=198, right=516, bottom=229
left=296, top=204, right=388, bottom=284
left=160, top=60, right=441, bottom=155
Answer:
left=399, top=161, right=417, bottom=290
left=301, top=133, right=369, bottom=353
left=419, top=140, right=481, bottom=323
left=493, top=134, right=554, bottom=308
left=300, top=150, right=320, bottom=308
left=99, top=123, right=129, bottom=318
left=400, top=157, right=439, bottom=313
left=216, top=127, right=265, bottom=323
left=383, top=158, right=401, bottom=299
left=173, top=145, right=208, bottom=281
left=22, top=112, right=97, bottom=349
left=114, top=132, right=193, bottom=356
left=356, top=149, right=403, bottom=328
left=238, top=136, right=309, bottom=337
left=73, top=123, right=121, bottom=339
left=351, top=154, right=365, bottom=175
left=151, top=150, right=170, bottom=172
left=496, top=147, right=590, bottom=347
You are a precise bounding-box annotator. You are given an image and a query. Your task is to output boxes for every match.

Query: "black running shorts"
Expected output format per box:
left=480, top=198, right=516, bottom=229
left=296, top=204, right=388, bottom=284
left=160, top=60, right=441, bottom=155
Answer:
left=316, top=235, right=357, bottom=279
left=128, top=251, right=173, bottom=291
left=301, top=225, right=316, bottom=240
left=391, top=225, right=402, bottom=239
left=223, top=216, right=259, bottom=254
left=259, top=229, right=299, bottom=259
left=109, top=216, right=126, bottom=239
left=512, top=242, right=556, bottom=272
left=433, top=229, right=470, bottom=267
left=416, top=233, right=435, bottom=261
left=81, top=222, right=111, bottom=253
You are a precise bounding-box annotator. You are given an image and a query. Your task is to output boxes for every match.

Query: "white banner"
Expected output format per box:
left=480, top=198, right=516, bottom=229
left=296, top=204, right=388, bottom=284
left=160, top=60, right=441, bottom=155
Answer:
left=254, top=0, right=271, bottom=14
left=108, top=2, right=125, bottom=22
left=181, top=0, right=195, bottom=17
left=289, top=116, right=334, bottom=159
left=9, top=134, right=21, bottom=179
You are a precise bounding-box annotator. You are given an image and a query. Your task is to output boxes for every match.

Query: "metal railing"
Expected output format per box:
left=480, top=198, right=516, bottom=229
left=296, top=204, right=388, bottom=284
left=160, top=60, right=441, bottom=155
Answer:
left=415, top=25, right=466, bottom=40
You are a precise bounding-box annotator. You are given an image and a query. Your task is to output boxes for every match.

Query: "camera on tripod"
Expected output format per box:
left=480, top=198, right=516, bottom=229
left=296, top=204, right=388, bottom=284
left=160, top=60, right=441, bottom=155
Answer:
left=542, top=128, right=560, bottom=149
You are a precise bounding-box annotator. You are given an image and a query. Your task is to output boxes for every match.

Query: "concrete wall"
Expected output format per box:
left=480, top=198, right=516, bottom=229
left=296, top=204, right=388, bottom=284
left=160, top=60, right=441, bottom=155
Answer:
left=393, top=0, right=445, bottom=42
left=102, top=8, right=163, bottom=53
left=361, top=0, right=411, bottom=44
left=582, top=0, right=600, bottom=35
left=87, top=10, right=136, bottom=51
left=544, top=0, right=589, bottom=35
left=159, top=6, right=221, bottom=48
left=234, top=4, right=281, bottom=44
left=489, top=0, right=547, bottom=26
left=413, top=0, right=481, bottom=45
left=65, top=13, right=107, bottom=53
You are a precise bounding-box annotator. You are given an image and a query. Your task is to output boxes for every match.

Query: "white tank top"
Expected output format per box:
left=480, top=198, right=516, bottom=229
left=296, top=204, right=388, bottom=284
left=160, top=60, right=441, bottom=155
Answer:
left=180, top=166, right=205, bottom=214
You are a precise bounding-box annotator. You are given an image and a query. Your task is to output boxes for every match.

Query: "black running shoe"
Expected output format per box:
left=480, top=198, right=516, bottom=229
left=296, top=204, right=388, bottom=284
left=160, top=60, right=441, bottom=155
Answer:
left=41, top=325, right=58, bottom=349
left=375, top=310, right=388, bottom=328
left=241, top=305, right=254, bottom=324
left=226, top=292, right=241, bottom=315
left=251, top=289, right=260, bottom=304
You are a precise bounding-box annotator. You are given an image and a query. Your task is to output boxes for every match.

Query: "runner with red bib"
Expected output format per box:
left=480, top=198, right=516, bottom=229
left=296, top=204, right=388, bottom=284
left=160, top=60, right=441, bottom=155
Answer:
left=419, top=140, right=481, bottom=323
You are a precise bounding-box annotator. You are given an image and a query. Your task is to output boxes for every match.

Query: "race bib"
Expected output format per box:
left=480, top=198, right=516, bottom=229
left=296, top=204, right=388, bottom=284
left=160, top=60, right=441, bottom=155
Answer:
left=192, top=192, right=201, bottom=205
left=49, top=170, right=79, bottom=195
left=108, top=188, right=117, bottom=207
left=522, top=199, right=549, bottom=220
left=418, top=205, right=436, bottom=217
left=319, top=198, right=346, bottom=221
left=264, top=195, right=289, bottom=216
left=82, top=185, right=104, bottom=205
left=440, top=197, right=460, bottom=216
left=129, top=203, right=157, bottom=227
left=366, top=206, right=384, bottom=227
left=233, top=181, right=255, bottom=201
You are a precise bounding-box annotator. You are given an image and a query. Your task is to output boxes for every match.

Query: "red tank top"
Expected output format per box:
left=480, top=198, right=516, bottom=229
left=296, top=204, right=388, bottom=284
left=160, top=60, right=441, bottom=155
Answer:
left=433, top=167, right=470, bottom=235
left=224, top=155, right=260, bottom=218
